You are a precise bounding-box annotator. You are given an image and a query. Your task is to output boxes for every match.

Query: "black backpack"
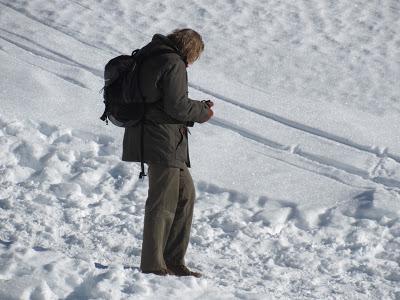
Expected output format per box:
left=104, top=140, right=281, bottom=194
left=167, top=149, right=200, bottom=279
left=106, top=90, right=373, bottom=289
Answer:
left=101, top=49, right=158, bottom=126
left=100, top=48, right=180, bottom=178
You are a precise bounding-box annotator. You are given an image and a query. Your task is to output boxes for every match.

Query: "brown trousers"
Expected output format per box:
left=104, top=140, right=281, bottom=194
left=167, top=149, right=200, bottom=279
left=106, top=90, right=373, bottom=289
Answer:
left=140, top=164, right=196, bottom=271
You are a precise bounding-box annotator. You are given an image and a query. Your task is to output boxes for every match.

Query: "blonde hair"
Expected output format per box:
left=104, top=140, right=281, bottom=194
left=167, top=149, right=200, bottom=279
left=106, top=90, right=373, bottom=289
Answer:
left=167, top=29, right=204, bottom=65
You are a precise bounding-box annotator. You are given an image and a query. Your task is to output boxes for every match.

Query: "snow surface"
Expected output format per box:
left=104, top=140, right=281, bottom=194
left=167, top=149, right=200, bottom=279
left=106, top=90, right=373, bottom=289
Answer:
left=0, top=0, right=400, bottom=299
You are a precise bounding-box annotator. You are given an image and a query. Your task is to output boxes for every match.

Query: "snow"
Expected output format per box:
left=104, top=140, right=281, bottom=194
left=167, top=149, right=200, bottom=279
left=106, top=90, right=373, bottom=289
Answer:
left=0, top=0, right=400, bottom=299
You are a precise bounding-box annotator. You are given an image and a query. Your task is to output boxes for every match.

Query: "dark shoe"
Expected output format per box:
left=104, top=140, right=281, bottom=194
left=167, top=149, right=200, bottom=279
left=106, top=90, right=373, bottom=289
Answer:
left=166, top=264, right=202, bottom=278
left=142, top=268, right=174, bottom=276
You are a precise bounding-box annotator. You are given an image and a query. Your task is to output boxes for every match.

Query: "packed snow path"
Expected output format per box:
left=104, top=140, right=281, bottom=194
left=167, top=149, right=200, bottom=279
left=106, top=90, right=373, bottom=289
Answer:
left=1, top=118, right=400, bottom=299
left=0, top=0, right=400, bottom=299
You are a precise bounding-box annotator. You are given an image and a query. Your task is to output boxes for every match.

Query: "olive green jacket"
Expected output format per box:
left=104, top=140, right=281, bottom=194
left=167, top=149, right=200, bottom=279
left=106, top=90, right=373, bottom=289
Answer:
left=122, top=34, right=209, bottom=168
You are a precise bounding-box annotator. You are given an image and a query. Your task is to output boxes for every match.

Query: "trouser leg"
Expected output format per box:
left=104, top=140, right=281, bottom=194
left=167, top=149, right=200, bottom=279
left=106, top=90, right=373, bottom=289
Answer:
left=164, top=166, right=196, bottom=266
left=140, top=164, right=180, bottom=271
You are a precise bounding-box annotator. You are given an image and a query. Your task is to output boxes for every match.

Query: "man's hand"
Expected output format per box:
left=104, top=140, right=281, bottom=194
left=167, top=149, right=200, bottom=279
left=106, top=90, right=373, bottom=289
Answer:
left=199, top=100, right=214, bottom=123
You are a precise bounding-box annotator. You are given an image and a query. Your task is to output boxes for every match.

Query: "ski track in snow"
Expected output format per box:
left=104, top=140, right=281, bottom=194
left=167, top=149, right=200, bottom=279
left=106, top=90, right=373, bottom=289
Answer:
left=1, top=0, right=400, bottom=299
left=192, top=83, right=400, bottom=164
left=1, top=5, right=400, bottom=194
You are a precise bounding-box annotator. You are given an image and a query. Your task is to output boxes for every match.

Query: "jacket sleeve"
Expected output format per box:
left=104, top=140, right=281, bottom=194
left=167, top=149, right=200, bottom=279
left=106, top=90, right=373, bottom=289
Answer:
left=161, top=60, right=210, bottom=123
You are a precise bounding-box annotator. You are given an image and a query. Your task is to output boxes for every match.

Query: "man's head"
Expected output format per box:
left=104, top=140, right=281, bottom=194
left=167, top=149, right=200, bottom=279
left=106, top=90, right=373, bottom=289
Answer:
left=167, top=29, right=204, bottom=65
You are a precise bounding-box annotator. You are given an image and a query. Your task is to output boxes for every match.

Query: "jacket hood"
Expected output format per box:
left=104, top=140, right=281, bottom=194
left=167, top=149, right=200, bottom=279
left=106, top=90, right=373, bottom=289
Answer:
left=139, top=34, right=187, bottom=66
left=151, top=34, right=179, bottom=51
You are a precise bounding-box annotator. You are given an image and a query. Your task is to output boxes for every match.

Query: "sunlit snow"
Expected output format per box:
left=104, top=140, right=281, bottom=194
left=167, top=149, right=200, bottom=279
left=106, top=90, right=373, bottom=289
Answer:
left=0, top=0, right=399, bottom=299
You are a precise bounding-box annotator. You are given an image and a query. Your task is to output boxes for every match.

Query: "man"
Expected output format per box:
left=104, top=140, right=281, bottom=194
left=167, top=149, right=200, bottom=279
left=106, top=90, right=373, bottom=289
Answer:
left=122, top=29, right=213, bottom=277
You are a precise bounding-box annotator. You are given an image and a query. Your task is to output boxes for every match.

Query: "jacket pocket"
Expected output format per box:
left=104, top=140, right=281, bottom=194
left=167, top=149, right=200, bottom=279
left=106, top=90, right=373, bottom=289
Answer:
left=176, top=128, right=184, bottom=150
left=175, top=127, right=187, bottom=162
